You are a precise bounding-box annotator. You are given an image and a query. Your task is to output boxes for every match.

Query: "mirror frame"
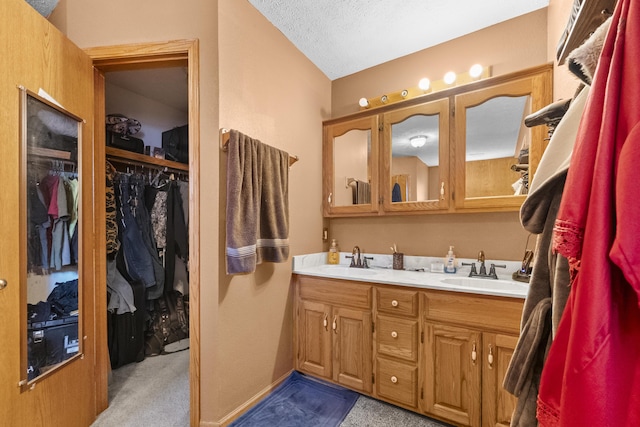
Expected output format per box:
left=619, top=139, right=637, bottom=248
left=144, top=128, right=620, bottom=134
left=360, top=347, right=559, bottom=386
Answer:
left=18, top=88, right=84, bottom=390
left=323, top=115, right=380, bottom=216
left=382, top=98, right=450, bottom=213
left=453, top=71, right=552, bottom=210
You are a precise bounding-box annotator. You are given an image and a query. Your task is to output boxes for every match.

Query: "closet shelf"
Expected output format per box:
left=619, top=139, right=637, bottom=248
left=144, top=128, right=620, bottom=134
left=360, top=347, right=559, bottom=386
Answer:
left=556, top=0, right=616, bottom=65
left=105, top=146, right=189, bottom=172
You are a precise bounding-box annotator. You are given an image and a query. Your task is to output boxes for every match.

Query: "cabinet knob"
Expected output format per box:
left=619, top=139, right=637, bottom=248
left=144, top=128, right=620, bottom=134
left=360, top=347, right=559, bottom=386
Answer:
left=391, top=300, right=399, bottom=307
left=488, top=344, right=494, bottom=368
left=391, top=331, right=398, bottom=339
left=323, top=313, right=328, bottom=331
left=332, top=315, right=337, bottom=334
left=390, top=376, right=398, bottom=384
left=0, top=279, right=6, bottom=290
left=440, top=182, right=445, bottom=200
left=328, top=192, right=332, bottom=204
left=471, top=342, right=477, bottom=364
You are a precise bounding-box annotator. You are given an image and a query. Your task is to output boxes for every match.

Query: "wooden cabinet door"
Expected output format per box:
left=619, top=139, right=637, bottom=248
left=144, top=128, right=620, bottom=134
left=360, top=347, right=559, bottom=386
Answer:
left=297, top=300, right=332, bottom=379
left=0, top=1, right=97, bottom=426
left=482, top=333, right=518, bottom=427
left=333, top=306, right=372, bottom=393
left=424, top=322, right=481, bottom=427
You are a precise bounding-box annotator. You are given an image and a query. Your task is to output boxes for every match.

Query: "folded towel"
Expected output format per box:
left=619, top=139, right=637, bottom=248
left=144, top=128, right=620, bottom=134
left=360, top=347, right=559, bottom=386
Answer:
left=225, top=130, right=290, bottom=274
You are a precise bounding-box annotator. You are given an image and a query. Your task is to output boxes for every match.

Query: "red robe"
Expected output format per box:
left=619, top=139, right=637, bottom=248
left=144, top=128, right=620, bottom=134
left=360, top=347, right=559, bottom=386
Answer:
left=539, top=1, right=640, bottom=426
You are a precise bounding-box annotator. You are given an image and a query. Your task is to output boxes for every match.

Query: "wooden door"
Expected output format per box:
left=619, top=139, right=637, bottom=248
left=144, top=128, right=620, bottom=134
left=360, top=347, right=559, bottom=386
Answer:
left=424, top=322, right=481, bottom=427
left=0, top=1, right=97, bottom=425
left=332, top=306, right=372, bottom=393
left=482, top=333, right=518, bottom=427
left=297, top=300, right=332, bottom=379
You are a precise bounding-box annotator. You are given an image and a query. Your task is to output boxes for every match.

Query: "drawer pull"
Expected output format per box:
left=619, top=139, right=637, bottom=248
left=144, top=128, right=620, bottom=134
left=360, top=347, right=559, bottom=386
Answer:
left=488, top=344, right=494, bottom=368
left=391, top=300, right=399, bottom=307
left=391, top=331, right=398, bottom=339
left=390, top=376, right=398, bottom=384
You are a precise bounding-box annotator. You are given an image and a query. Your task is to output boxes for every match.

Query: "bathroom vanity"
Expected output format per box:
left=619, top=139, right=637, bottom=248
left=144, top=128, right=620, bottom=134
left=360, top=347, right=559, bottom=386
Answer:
left=292, top=253, right=526, bottom=427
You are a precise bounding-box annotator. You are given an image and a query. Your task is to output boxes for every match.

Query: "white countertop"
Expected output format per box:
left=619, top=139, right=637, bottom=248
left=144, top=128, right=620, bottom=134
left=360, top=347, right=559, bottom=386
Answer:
left=292, top=253, right=529, bottom=299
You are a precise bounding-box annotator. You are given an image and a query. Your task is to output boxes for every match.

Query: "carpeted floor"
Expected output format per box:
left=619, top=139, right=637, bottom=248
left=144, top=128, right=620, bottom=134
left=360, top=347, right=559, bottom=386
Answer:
left=93, top=354, right=451, bottom=427
left=91, top=349, right=190, bottom=427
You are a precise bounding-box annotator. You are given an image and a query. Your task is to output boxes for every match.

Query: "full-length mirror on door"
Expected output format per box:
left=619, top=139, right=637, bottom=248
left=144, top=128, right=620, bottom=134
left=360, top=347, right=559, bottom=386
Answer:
left=20, top=88, right=83, bottom=387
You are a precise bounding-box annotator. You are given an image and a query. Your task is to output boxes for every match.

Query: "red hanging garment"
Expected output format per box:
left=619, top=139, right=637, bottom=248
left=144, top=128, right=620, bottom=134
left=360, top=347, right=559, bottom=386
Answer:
left=539, top=1, right=640, bottom=426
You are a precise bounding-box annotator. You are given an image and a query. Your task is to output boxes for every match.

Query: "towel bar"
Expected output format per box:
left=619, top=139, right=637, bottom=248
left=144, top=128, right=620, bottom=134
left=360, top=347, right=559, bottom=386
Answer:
left=220, top=128, right=299, bottom=167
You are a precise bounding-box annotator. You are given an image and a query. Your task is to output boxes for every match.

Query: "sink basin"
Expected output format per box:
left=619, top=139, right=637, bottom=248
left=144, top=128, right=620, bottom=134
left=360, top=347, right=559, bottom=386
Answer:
left=316, top=265, right=378, bottom=276
left=440, top=277, right=528, bottom=293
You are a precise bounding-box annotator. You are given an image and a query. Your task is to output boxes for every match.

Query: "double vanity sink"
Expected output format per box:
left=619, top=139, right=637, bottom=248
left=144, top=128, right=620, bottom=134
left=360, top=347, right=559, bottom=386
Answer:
left=292, top=253, right=529, bottom=299
left=292, top=252, right=526, bottom=426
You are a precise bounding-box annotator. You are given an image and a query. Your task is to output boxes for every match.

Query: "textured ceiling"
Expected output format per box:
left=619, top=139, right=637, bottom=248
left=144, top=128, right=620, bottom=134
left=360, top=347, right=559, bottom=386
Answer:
left=248, top=0, right=549, bottom=80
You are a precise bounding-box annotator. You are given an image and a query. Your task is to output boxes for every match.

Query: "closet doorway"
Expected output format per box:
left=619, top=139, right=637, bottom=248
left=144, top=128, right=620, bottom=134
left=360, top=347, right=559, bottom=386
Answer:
left=86, top=40, right=201, bottom=426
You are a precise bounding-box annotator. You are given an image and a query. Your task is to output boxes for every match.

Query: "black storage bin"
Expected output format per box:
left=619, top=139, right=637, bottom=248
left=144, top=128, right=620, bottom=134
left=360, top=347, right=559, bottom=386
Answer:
left=106, top=129, right=144, bottom=154
left=27, top=316, right=79, bottom=380
left=162, top=125, right=188, bottom=164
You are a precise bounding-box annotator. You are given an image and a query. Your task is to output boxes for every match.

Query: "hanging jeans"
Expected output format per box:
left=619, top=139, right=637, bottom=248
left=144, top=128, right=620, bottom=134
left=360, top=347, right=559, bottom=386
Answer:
left=115, top=173, right=156, bottom=289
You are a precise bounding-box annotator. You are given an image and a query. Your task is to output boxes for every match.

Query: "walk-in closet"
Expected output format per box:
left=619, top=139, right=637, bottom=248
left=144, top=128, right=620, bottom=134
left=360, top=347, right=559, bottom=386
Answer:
left=99, top=65, right=191, bottom=424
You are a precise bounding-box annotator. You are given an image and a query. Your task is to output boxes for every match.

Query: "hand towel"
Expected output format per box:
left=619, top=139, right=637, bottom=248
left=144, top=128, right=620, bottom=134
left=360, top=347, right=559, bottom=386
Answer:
left=226, top=130, right=290, bottom=274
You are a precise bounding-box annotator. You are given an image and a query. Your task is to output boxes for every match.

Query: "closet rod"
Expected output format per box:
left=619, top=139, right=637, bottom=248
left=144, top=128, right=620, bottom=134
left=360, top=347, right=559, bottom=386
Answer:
left=219, top=128, right=299, bottom=167
left=106, top=155, right=188, bottom=176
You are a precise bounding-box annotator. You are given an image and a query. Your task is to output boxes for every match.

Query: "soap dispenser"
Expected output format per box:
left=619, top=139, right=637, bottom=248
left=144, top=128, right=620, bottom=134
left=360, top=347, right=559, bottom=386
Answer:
left=328, top=239, right=340, bottom=264
left=444, top=246, right=457, bottom=273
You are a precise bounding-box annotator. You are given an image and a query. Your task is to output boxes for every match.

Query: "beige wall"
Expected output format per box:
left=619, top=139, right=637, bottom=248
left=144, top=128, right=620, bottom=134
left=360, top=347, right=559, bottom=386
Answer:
left=46, top=0, right=581, bottom=424
left=217, top=0, right=330, bottom=422
left=328, top=9, right=551, bottom=262
left=547, top=0, right=585, bottom=100
left=332, top=9, right=549, bottom=118
left=51, top=0, right=329, bottom=424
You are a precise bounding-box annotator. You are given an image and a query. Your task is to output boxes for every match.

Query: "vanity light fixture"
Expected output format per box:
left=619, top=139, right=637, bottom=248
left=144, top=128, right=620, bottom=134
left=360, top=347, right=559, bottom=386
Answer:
left=443, top=71, right=457, bottom=85
left=418, top=78, right=431, bottom=91
left=469, top=64, right=484, bottom=79
left=357, top=65, right=491, bottom=110
left=410, top=135, right=428, bottom=148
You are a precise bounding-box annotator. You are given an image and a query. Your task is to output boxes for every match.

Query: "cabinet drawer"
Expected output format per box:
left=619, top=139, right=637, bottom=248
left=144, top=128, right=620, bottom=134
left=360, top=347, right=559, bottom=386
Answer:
left=376, top=357, right=418, bottom=408
left=376, top=315, right=418, bottom=362
left=376, top=287, right=419, bottom=317
left=298, top=276, right=371, bottom=309
left=423, top=290, right=523, bottom=334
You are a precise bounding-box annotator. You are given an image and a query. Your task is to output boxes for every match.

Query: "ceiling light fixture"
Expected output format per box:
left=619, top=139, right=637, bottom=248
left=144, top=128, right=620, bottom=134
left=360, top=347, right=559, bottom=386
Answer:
left=418, top=78, right=431, bottom=91
left=410, top=135, right=428, bottom=148
left=359, top=97, right=369, bottom=108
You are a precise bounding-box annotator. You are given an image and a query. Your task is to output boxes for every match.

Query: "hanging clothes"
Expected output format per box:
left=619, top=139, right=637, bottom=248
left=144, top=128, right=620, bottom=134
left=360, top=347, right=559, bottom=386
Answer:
left=538, top=1, right=640, bottom=425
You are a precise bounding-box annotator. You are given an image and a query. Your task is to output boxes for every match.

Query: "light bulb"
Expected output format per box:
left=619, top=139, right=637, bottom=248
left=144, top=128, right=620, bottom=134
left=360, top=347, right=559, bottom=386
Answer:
left=444, top=71, right=456, bottom=85
left=359, top=97, right=369, bottom=108
left=469, top=64, right=483, bottom=78
left=418, top=78, right=431, bottom=91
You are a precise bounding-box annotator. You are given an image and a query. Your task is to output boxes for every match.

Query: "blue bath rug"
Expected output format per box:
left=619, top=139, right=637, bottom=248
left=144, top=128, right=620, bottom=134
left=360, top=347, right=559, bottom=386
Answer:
left=230, top=371, right=359, bottom=427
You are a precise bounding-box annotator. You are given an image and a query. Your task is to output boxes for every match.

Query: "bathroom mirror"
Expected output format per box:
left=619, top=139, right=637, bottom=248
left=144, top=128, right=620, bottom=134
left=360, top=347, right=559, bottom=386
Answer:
left=383, top=98, right=450, bottom=212
left=324, top=115, right=379, bottom=215
left=20, top=89, right=83, bottom=387
left=465, top=95, right=530, bottom=198
left=454, top=72, right=551, bottom=210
